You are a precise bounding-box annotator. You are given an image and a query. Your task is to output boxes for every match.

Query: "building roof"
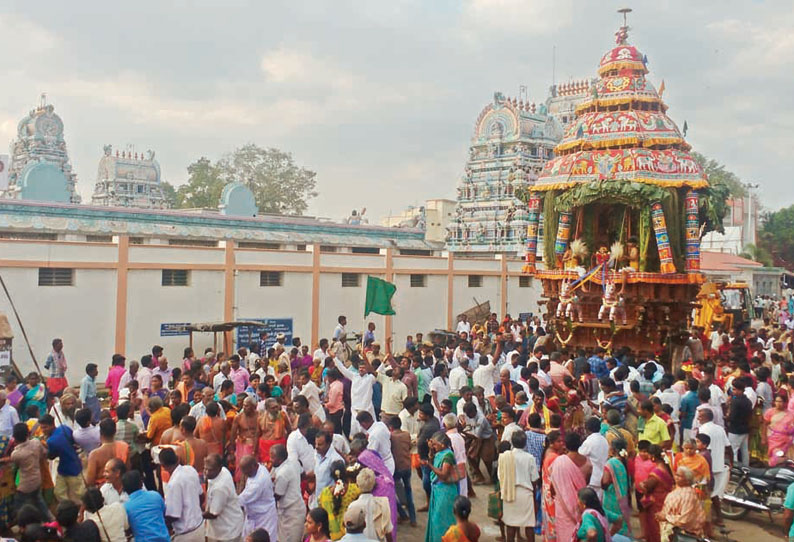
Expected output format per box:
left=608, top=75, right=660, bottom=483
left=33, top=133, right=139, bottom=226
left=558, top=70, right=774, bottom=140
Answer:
left=700, top=251, right=763, bottom=272
left=0, top=199, right=432, bottom=249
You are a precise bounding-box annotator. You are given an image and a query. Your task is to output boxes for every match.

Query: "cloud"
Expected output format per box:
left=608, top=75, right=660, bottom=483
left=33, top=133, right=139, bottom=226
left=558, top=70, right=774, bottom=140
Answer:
left=461, top=0, right=574, bottom=33
left=261, top=47, right=355, bottom=92
left=0, top=13, right=59, bottom=55
left=706, top=16, right=794, bottom=73
left=0, top=2, right=792, bottom=220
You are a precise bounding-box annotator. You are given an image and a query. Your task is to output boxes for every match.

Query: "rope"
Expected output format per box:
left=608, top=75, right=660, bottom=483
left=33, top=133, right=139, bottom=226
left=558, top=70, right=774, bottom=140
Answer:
left=0, top=273, right=113, bottom=542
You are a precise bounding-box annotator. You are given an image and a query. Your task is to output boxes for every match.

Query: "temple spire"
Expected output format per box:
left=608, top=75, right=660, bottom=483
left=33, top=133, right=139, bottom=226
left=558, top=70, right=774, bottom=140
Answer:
left=616, top=7, right=632, bottom=44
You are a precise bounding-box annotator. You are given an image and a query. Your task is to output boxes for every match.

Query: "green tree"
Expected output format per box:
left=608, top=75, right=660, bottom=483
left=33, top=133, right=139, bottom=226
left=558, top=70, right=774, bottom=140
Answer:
left=160, top=181, right=178, bottom=208
left=691, top=152, right=747, bottom=197
left=175, top=157, right=224, bottom=209
left=216, top=144, right=317, bottom=215
left=739, top=243, right=773, bottom=267
left=759, top=205, right=794, bottom=269
left=173, top=145, right=317, bottom=214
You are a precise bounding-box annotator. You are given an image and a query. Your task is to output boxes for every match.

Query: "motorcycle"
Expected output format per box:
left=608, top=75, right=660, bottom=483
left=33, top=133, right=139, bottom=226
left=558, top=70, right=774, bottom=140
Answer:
left=721, top=452, right=794, bottom=519
left=670, top=527, right=712, bottom=542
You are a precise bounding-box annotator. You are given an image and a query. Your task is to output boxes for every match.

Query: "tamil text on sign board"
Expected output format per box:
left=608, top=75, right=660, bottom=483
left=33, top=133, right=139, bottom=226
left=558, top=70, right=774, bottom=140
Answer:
left=236, top=318, right=294, bottom=350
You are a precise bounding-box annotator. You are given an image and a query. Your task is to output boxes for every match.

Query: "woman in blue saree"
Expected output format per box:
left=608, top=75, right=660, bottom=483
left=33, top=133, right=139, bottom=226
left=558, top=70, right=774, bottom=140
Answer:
left=423, top=431, right=458, bottom=542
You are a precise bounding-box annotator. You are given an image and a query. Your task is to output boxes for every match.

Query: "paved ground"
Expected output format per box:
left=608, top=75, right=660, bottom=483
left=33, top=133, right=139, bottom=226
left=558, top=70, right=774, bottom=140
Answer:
left=397, top=475, right=787, bottom=541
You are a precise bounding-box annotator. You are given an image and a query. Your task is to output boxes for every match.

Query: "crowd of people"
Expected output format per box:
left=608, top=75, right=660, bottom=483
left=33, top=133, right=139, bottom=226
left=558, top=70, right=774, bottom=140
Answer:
left=2, top=305, right=794, bottom=542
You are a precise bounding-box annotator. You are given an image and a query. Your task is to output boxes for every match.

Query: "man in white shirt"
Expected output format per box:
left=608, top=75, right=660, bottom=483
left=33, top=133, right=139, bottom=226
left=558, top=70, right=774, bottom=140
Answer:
left=448, top=364, right=469, bottom=402
left=100, top=458, right=129, bottom=505
left=376, top=365, right=408, bottom=420
left=212, top=362, right=231, bottom=393
left=695, top=408, right=733, bottom=521
left=271, top=444, right=306, bottom=542
left=118, top=361, right=139, bottom=392
left=311, top=430, right=344, bottom=506
left=138, top=355, right=153, bottom=392
left=334, top=356, right=376, bottom=436
left=654, top=377, right=681, bottom=421
left=455, top=387, right=482, bottom=417
left=237, top=455, right=278, bottom=542
left=506, top=353, right=522, bottom=382
left=356, top=411, right=395, bottom=473
left=189, top=388, right=226, bottom=423
left=0, top=391, right=19, bottom=438
left=333, top=316, right=348, bottom=342
left=398, top=398, right=420, bottom=454
left=204, top=454, right=244, bottom=542
left=498, top=431, right=540, bottom=540
left=161, top=448, right=204, bottom=542
left=246, top=349, right=261, bottom=374
left=313, top=338, right=330, bottom=363
left=286, top=414, right=316, bottom=474
left=456, top=315, right=472, bottom=336
left=500, top=407, right=522, bottom=443
left=298, top=371, right=326, bottom=423
left=579, top=417, right=609, bottom=498
left=473, top=357, right=498, bottom=398
left=322, top=420, right=351, bottom=457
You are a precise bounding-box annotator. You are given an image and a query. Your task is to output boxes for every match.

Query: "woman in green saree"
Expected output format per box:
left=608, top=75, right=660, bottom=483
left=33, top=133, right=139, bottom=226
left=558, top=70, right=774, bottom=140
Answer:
left=423, top=431, right=458, bottom=542
left=601, top=438, right=632, bottom=537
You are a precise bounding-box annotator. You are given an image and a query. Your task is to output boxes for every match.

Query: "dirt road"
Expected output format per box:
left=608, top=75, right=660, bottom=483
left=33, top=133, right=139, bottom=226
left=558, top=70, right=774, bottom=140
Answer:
left=398, top=476, right=787, bottom=541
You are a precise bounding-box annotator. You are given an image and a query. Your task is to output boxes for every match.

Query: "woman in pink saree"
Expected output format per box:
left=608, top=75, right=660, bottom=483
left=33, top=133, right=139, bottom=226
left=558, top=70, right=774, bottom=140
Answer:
left=549, top=432, right=590, bottom=542
left=763, top=395, right=794, bottom=465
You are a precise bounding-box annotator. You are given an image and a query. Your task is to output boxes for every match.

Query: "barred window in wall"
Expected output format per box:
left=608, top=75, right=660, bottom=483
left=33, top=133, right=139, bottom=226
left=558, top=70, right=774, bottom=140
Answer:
left=341, top=273, right=360, bottom=287
left=410, top=274, right=427, bottom=287
left=519, top=276, right=531, bottom=288
left=38, top=268, right=74, bottom=286
left=86, top=235, right=113, bottom=243
left=468, top=275, right=483, bottom=288
left=239, top=242, right=281, bottom=250
left=260, top=271, right=283, bottom=287
left=162, top=269, right=189, bottom=286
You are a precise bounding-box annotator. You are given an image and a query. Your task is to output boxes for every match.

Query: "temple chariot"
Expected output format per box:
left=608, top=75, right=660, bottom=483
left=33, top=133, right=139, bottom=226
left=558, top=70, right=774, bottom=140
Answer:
left=521, top=15, right=727, bottom=353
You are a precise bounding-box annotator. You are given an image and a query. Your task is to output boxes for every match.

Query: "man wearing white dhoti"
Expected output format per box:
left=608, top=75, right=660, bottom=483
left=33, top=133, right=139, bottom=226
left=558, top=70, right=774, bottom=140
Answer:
left=237, top=455, right=278, bottom=542
left=204, top=454, right=244, bottom=542
left=498, top=431, right=540, bottom=542
left=271, top=444, right=306, bottom=542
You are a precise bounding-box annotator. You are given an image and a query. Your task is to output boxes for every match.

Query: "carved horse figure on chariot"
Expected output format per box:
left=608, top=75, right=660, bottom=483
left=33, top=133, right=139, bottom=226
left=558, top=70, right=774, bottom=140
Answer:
left=598, top=275, right=627, bottom=325
left=557, top=278, right=583, bottom=323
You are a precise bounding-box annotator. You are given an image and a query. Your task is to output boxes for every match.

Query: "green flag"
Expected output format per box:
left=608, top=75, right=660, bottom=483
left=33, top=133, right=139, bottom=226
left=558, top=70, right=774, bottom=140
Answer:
left=364, top=276, right=396, bottom=316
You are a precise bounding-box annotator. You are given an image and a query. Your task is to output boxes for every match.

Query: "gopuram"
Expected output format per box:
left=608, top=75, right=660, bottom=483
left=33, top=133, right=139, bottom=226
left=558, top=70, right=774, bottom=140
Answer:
left=2, top=96, right=81, bottom=203
left=446, top=92, right=563, bottom=256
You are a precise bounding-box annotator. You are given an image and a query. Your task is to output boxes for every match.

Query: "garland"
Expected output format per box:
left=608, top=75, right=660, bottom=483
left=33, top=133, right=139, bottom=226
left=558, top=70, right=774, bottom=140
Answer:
left=594, top=326, right=616, bottom=352
left=555, top=327, right=574, bottom=347
left=553, top=179, right=671, bottom=212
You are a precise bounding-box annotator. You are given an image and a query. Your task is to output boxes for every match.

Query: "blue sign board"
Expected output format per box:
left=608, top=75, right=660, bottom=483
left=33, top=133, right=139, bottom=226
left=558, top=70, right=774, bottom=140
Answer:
left=236, top=318, right=294, bottom=350
left=160, top=323, right=191, bottom=337
left=518, top=312, right=533, bottom=323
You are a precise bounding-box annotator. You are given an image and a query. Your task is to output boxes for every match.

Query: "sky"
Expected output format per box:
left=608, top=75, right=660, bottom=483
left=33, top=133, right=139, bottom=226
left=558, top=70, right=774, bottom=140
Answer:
left=1, top=0, right=792, bottom=222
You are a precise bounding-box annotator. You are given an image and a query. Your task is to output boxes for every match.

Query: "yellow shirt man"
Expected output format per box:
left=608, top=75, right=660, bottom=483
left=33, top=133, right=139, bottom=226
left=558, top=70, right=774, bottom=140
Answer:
left=639, top=414, right=670, bottom=445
